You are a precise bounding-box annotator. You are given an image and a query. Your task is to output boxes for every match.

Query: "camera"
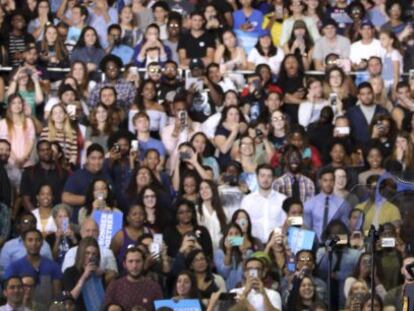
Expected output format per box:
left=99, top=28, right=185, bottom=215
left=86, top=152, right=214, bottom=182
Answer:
left=179, top=151, right=191, bottom=160
left=249, top=269, right=258, bottom=278
left=329, top=93, right=337, bottom=106
left=114, top=143, right=120, bottom=153
left=381, top=237, right=396, bottom=248
left=223, top=174, right=238, bottom=186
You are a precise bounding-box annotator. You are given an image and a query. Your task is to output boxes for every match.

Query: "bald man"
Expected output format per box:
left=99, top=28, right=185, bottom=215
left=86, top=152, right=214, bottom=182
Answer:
left=61, top=218, right=118, bottom=283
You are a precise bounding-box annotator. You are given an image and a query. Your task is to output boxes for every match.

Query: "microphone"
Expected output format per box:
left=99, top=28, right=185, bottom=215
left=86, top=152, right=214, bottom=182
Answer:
left=325, top=235, right=340, bottom=247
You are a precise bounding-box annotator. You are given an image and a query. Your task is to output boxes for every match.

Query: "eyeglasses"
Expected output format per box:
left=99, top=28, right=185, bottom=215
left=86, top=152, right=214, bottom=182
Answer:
left=149, top=68, right=162, bottom=74
left=144, top=195, right=156, bottom=199
left=272, top=116, right=285, bottom=121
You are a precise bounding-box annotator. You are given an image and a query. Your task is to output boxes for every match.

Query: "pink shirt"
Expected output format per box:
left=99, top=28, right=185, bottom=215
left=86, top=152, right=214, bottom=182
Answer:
left=0, top=118, right=35, bottom=167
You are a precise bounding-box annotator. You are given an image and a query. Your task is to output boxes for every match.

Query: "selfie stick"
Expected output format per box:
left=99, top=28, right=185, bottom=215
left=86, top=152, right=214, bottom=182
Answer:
left=368, top=225, right=379, bottom=311
left=325, top=235, right=339, bottom=311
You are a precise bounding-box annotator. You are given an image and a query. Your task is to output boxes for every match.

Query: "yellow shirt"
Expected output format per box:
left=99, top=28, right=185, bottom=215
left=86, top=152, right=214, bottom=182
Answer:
left=356, top=200, right=401, bottom=232
left=262, top=14, right=284, bottom=47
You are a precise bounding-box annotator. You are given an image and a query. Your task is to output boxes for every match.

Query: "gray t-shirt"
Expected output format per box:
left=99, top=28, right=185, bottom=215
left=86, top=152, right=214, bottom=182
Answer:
left=312, top=35, right=351, bottom=61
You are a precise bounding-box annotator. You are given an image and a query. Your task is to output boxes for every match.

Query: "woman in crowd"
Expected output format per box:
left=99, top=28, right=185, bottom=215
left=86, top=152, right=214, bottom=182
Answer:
left=323, top=66, right=356, bottom=113
left=215, top=223, right=252, bottom=289
left=78, top=178, right=122, bottom=225
left=276, top=54, right=305, bottom=124
left=358, top=145, right=386, bottom=185
left=286, top=275, right=320, bottom=310
left=172, top=270, right=201, bottom=301
left=388, top=131, right=414, bottom=175
left=37, top=24, right=69, bottom=71
left=138, top=185, right=170, bottom=233
left=70, top=26, right=105, bottom=73
left=283, top=19, right=314, bottom=70
left=32, top=183, right=56, bottom=236
left=298, top=77, right=329, bottom=128
left=279, top=0, right=320, bottom=46
left=7, top=67, right=44, bottom=117
left=214, top=105, right=247, bottom=170
left=379, top=29, right=403, bottom=92
left=85, top=104, right=115, bottom=154
left=132, top=23, right=171, bottom=68
left=63, top=237, right=106, bottom=310
left=231, top=209, right=263, bottom=251
left=40, top=103, right=78, bottom=166
left=28, top=0, right=55, bottom=41
left=247, top=31, right=285, bottom=76
left=163, top=199, right=213, bottom=259
left=196, top=180, right=227, bottom=250
left=134, top=79, right=167, bottom=137
left=369, top=76, right=394, bottom=112
left=369, top=114, right=397, bottom=159
left=119, top=5, right=142, bottom=47
left=190, top=132, right=220, bottom=180
left=69, top=61, right=96, bottom=99
left=177, top=173, right=199, bottom=204
left=333, top=167, right=359, bottom=207
left=110, top=203, right=149, bottom=269
left=185, top=249, right=226, bottom=303
left=214, top=30, right=247, bottom=72
left=45, top=204, right=79, bottom=263
left=0, top=94, right=36, bottom=169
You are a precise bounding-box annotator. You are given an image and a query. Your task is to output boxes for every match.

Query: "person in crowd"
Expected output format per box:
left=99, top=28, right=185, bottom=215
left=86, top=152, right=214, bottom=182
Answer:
left=103, top=247, right=163, bottom=310
left=273, top=145, right=315, bottom=203
left=0, top=213, right=53, bottom=276
left=88, top=54, right=137, bottom=110
left=4, top=228, right=62, bottom=307
left=70, top=26, right=105, bottom=74
left=63, top=237, right=106, bottom=311
left=178, top=11, right=215, bottom=68
left=172, top=270, right=201, bottom=301
left=62, top=144, right=112, bottom=220
left=241, top=164, right=287, bottom=243
left=346, top=82, right=389, bottom=145
left=110, top=203, right=149, bottom=270
left=0, top=276, right=30, bottom=311
left=312, top=18, right=351, bottom=71
left=214, top=29, right=247, bottom=72
left=61, top=218, right=118, bottom=282
left=230, top=256, right=282, bottom=311
left=20, top=140, right=68, bottom=212
left=304, top=167, right=351, bottom=241
left=31, top=183, right=56, bottom=236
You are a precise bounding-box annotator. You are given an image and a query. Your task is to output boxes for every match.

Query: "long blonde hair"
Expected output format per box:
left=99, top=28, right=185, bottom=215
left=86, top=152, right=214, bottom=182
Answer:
left=47, top=103, right=74, bottom=141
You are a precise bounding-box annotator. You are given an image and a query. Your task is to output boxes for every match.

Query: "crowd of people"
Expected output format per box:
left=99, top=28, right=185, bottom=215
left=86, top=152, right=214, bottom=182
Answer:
left=1, top=0, right=414, bottom=310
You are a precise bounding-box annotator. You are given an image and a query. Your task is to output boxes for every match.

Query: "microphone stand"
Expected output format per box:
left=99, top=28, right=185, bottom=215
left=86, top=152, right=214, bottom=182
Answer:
left=325, top=235, right=339, bottom=311
left=368, top=225, right=379, bottom=311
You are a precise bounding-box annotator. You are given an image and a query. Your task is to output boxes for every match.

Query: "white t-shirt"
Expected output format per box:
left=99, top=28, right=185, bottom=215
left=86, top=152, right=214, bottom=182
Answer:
left=350, top=39, right=383, bottom=65
left=247, top=48, right=285, bottom=76
left=231, top=287, right=282, bottom=311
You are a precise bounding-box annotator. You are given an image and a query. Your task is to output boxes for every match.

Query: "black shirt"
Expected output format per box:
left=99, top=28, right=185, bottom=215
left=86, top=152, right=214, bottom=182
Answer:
left=20, top=163, right=68, bottom=207
left=177, top=31, right=215, bottom=59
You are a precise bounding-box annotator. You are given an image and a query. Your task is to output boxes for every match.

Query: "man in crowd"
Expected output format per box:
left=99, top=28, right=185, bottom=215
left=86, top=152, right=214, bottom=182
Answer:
left=241, top=164, right=287, bottom=243
left=20, top=140, right=68, bottom=212
left=62, top=144, right=112, bottom=221
left=231, top=256, right=282, bottom=311
left=4, top=229, right=62, bottom=306
left=103, top=247, right=163, bottom=310
left=0, top=213, right=52, bottom=276
left=0, top=276, right=31, bottom=311
left=304, top=167, right=350, bottom=241
left=273, top=145, right=315, bottom=203
left=313, top=18, right=351, bottom=71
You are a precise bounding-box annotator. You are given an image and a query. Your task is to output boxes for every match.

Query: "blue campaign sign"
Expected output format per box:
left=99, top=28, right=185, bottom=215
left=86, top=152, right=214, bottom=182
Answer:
left=93, top=210, right=123, bottom=248
left=287, top=227, right=316, bottom=255
left=154, top=299, right=202, bottom=311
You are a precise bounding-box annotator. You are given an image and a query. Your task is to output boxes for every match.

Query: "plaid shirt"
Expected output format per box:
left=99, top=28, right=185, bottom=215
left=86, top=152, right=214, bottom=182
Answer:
left=88, top=79, right=137, bottom=109
left=272, top=172, right=315, bottom=203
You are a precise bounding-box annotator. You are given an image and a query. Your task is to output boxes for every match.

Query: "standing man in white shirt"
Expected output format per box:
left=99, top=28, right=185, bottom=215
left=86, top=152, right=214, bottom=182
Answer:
left=241, top=164, right=287, bottom=244
left=350, top=20, right=383, bottom=71
left=231, top=257, right=282, bottom=311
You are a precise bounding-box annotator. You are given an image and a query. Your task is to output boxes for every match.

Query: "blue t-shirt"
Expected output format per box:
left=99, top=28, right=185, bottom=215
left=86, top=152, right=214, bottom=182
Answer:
left=138, top=138, right=167, bottom=161
left=232, top=9, right=264, bottom=54
left=4, top=256, right=62, bottom=280
left=63, top=168, right=112, bottom=197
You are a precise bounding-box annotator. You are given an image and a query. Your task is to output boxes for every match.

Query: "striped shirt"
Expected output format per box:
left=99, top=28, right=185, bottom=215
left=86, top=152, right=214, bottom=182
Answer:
left=40, top=127, right=78, bottom=163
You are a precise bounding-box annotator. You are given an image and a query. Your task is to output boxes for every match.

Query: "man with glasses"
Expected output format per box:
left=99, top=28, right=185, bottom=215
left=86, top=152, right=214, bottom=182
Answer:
left=88, top=54, right=136, bottom=109
left=230, top=257, right=282, bottom=311
left=0, top=276, right=30, bottom=311
left=0, top=213, right=52, bottom=278
left=22, top=275, right=48, bottom=310
left=159, top=60, right=184, bottom=104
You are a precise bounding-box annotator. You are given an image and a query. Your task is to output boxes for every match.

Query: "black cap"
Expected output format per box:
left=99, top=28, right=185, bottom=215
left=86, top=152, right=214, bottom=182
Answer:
left=189, top=58, right=204, bottom=70
left=322, top=18, right=338, bottom=29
